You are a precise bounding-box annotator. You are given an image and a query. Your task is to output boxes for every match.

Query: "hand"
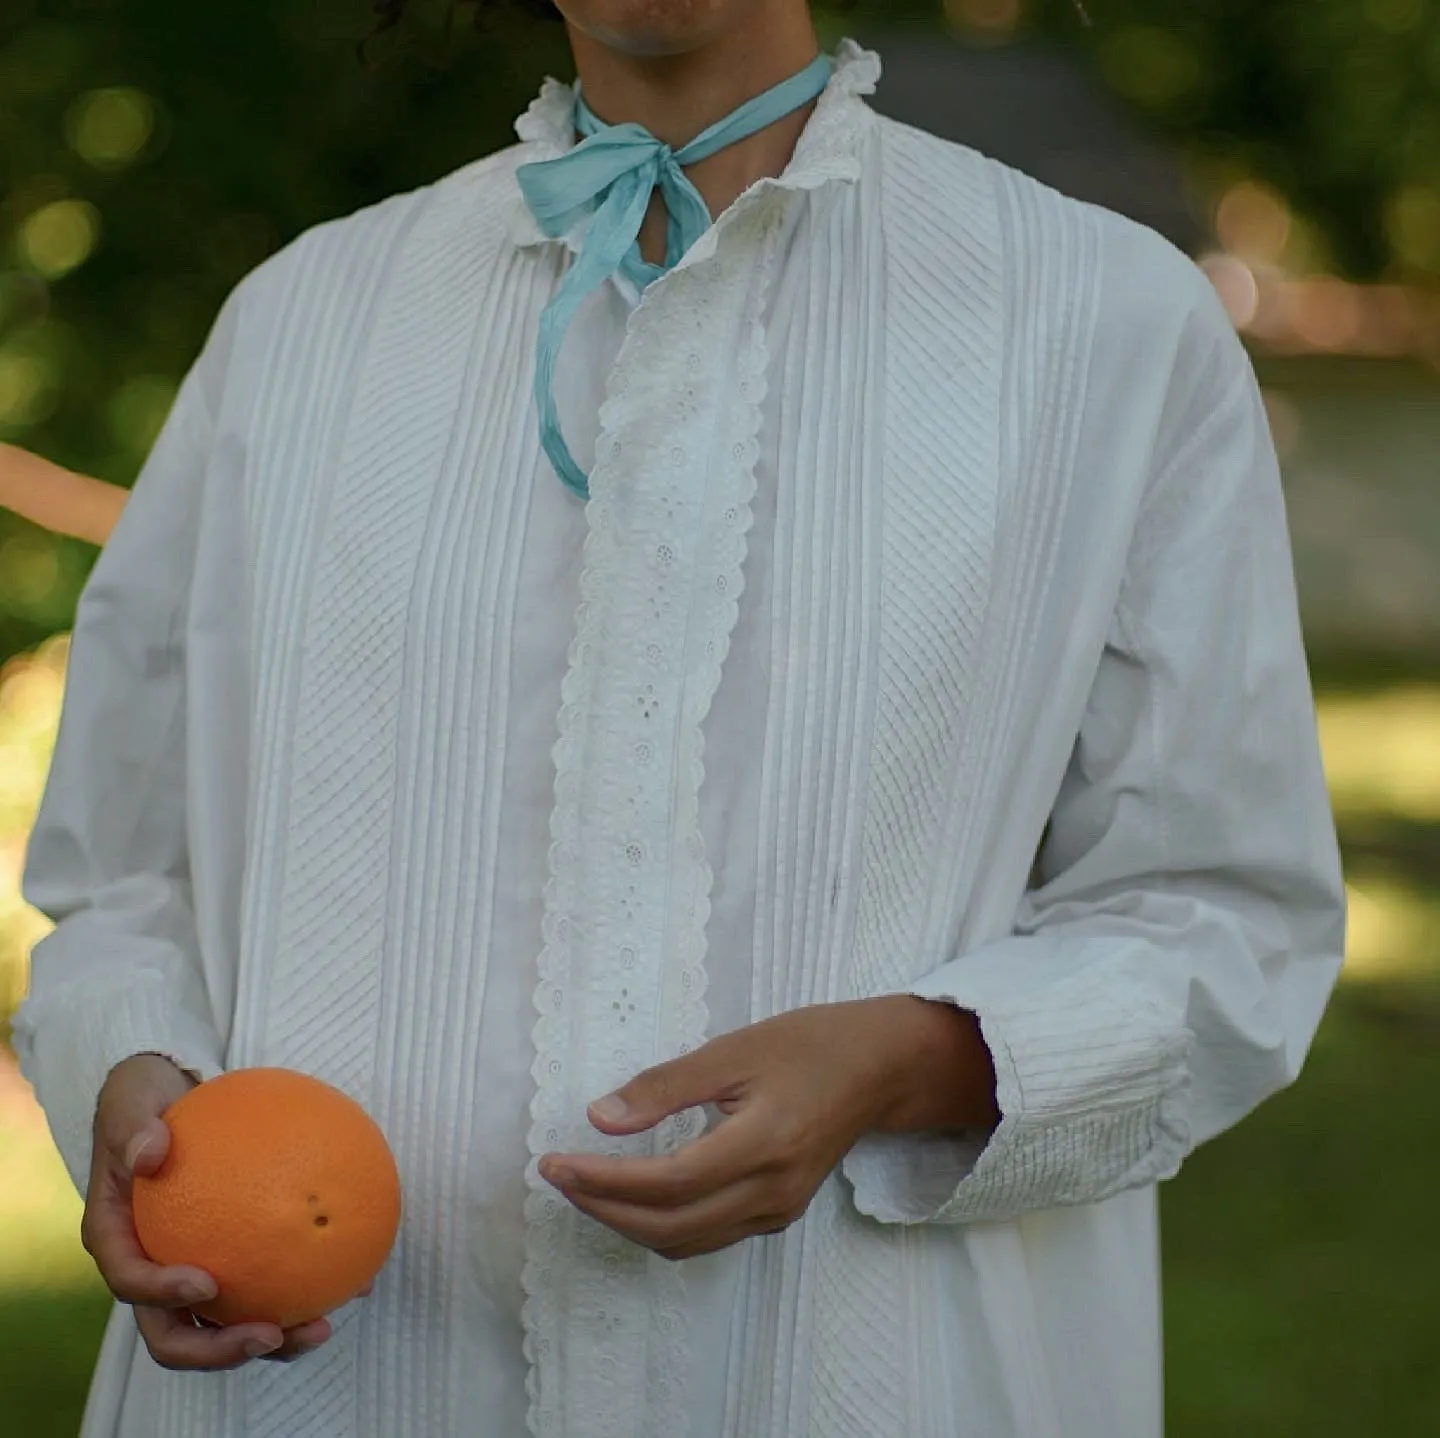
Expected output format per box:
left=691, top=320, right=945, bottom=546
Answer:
left=86, top=1055, right=335, bottom=1370
left=539, top=996, right=998, bottom=1261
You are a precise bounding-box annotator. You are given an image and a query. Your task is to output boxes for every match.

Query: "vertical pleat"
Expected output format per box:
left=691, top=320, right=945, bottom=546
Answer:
left=205, top=166, right=553, bottom=1438
left=729, top=122, right=891, bottom=1437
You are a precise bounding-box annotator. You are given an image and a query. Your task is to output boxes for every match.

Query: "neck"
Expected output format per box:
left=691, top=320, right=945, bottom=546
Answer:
left=568, top=9, right=822, bottom=264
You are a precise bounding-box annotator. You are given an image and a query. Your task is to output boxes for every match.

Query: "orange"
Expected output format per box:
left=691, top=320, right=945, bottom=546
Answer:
left=132, top=1068, right=403, bottom=1329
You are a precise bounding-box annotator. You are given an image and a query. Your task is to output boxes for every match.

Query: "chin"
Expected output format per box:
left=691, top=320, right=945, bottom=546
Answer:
left=557, top=0, right=765, bottom=56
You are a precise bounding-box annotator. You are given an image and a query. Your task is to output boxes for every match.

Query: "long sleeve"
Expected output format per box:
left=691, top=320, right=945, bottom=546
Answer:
left=12, top=313, right=236, bottom=1194
left=844, top=340, right=1347, bottom=1226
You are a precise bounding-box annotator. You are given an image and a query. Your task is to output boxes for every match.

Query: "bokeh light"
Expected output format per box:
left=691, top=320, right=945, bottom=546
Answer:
left=1387, top=186, right=1440, bottom=274
left=106, top=375, right=178, bottom=457
left=1364, top=0, right=1426, bottom=35
left=1345, top=875, right=1440, bottom=983
left=64, top=88, right=156, bottom=171
left=945, top=0, right=1022, bottom=36
left=0, top=640, right=65, bottom=1029
left=0, top=540, right=61, bottom=612
left=1200, top=252, right=1261, bottom=329
left=0, top=352, right=56, bottom=433
left=1319, top=686, right=1440, bottom=824
left=17, top=201, right=101, bottom=281
left=1215, top=181, right=1293, bottom=267
left=1099, top=26, right=1203, bottom=109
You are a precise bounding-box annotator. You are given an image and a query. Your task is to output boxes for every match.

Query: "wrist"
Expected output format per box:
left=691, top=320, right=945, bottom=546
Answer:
left=866, top=996, right=999, bottom=1136
left=102, top=1053, right=201, bottom=1101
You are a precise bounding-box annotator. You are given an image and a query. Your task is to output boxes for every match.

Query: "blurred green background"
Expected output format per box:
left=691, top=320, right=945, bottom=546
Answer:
left=3, top=2, right=1438, bottom=1434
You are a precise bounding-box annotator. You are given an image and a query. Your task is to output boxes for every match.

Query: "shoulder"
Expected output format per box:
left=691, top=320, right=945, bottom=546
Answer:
left=876, top=114, right=1236, bottom=379
left=179, top=144, right=529, bottom=430
left=872, top=118, right=1257, bottom=514
left=193, top=144, right=529, bottom=409
left=223, top=145, right=527, bottom=334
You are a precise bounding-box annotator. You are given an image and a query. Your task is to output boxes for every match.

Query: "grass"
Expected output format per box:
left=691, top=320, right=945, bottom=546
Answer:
left=1162, top=984, right=1440, bottom=1436
left=0, top=1287, right=107, bottom=1438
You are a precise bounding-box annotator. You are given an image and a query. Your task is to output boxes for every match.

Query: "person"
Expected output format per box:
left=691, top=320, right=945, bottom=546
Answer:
left=13, top=2, right=1346, bottom=1435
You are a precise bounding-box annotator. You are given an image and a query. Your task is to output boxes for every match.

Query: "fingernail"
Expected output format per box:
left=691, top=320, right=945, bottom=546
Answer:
left=123, top=1133, right=154, bottom=1172
left=589, top=1094, right=630, bottom=1124
left=245, top=1337, right=282, bottom=1359
left=178, top=1278, right=217, bottom=1305
left=544, top=1163, right=578, bottom=1189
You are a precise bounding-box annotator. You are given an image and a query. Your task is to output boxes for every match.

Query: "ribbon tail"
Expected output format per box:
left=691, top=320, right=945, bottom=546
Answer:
left=656, top=167, right=714, bottom=271
left=533, top=171, right=655, bottom=498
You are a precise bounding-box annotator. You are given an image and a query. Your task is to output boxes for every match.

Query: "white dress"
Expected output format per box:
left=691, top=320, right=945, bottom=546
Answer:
left=15, top=42, right=1345, bottom=1438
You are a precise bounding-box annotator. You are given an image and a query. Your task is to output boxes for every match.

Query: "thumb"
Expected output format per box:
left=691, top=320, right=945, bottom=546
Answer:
left=96, top=1056, right=195, bottom=1175
left=588, top=1041, right=738, bottom=1136
left=118, top=1116, right=172, bottom=1178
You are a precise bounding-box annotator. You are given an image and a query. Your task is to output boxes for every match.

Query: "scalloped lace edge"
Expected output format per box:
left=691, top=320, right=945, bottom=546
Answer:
left=519, top=204, right=786, bottom=1437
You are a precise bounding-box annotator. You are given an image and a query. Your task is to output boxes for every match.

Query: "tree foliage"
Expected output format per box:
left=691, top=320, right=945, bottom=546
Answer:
left=2, top=0, right=1438, bottom=656
left=1025, top=0, right=1440, bottom=281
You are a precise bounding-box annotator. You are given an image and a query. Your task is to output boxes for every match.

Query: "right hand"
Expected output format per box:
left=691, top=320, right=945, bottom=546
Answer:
left=85, top=1054, right=335, bottom=1370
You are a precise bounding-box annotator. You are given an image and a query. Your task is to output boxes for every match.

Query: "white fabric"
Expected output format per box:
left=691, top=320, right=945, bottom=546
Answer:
left=14, top=42, right=1344, bottom=1438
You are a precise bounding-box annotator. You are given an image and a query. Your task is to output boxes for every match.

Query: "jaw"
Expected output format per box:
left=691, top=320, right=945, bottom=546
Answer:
left=559, top=0, right=779, bottom=60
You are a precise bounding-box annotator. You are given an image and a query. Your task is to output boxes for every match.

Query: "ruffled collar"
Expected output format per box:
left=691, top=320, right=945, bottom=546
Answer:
left=502, top=40, right=881, bottom=250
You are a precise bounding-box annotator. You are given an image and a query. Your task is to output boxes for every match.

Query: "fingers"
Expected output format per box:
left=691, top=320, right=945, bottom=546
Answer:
left=120, top=1117, right=172, bottom=1178
left=81, top=1167, right=218, bottom=1310
left=561, top=1177, right=793, bottom=1261
left=86, top=1055, right=211, bottom=1308
left=545, top=1097, right=823, bottom=1259
left=134, top=1306, right=285, bottom=1372
left=547, top=1105, right=815, bottom=1258
left=544, top=1107, right=757, bottom=1208
left=134, top=1310, right=334, bottom=1372
left=587, top=1037, right=747, bottom=1136
left=94, top=1055, right=194, bottom=1171
left=259, top=1317, right=334, bottom=1364
left=84, top=1058, right=345, bottom=1373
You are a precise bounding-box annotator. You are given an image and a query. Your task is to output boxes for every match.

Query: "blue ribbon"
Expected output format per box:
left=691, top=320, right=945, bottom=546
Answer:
left=517, top=54, right=834, bottom=499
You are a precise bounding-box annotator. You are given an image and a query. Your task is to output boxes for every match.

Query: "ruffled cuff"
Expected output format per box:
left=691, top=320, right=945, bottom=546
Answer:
left=842, top=958, right=1193, bottom=1226
left=12, top=974, right=225, bottom=1195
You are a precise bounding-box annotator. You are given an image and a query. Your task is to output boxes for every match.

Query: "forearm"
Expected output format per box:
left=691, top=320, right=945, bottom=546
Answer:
left=0, top=442, right=127, bottom=545
left=863, top=995, right=1000, bottom=1136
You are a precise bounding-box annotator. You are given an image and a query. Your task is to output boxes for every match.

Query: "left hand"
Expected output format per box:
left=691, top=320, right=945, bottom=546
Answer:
left=539, top=996, right=998, bottom=1262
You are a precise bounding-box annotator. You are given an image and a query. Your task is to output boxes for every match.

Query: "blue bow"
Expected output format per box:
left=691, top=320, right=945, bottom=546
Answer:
left=517, top=54, right=834, bottom=499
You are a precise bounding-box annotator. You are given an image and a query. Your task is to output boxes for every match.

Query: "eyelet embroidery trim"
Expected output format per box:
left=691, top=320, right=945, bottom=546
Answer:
left=521, top=199, right=786, bottom=1438
left=515, top=41, right=879, bottom=1436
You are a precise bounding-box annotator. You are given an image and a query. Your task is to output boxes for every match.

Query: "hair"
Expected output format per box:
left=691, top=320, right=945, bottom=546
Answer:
left=360, top=0, right=560, bottom=67
left=370, top=0, right=560, bottom=41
